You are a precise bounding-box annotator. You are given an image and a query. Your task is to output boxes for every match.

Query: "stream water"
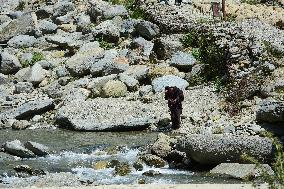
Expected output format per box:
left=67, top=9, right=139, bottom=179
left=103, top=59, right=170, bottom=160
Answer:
left=0, top=129, right=245, bottom=187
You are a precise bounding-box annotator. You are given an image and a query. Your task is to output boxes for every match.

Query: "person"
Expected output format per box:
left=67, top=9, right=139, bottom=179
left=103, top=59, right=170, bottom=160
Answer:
left=164, top=86, right=184, bottom=129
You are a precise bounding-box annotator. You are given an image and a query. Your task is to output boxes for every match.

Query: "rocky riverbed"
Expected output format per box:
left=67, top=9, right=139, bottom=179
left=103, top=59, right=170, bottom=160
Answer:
left=1, top=0, right=284, bottom=187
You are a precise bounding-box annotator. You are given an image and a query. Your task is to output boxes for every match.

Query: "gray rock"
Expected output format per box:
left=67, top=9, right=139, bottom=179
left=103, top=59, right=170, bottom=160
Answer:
left=66, top=46, right=104, bottom=77
left=45, top=35, right=80, bottom=51
left=142, top=170, right=161, bottom=176
left=14, top=67, right=30, bottom=81
left=7, top=35, right=37, bottom=48
left=120, top=19, right=139, bottom=36
left=37, top=60, right=53, bottom=70
left=0, top=73, right=9, bottom=85
left=36, top=6, right=53, bottom=19
left=75, top=13, right=91, bottom=31
left=12, top=97, right=54, bottom=120
left=3, top=140, right=35, bottom=158
left=151, top=133, right=173, bottom=159
left=210, top=163, right=274, bottom=180
left=119, top=74, right=139, bottom=91
left=12, top=120, right=31, bottom=130
left=88, top=0, right=128, bottom=20
left=87, top=74, right=117, bottom=97
left=256, top=100, right=284, bottom=123
left=37, top=20, right=57, bottom=34
left=140, top=154, right=166, bottom=168
left=135, top=21, right=160, bottom=40
left=42, top=81, right=63, bottom=99
left=8, top=11, right=23, bottom=19
left=14, top=82, right=33, bottom=94
left=90, top=56, right=129, bottom=77
left=170, top=51, right=196, bottom=71
left=177, top=134, right=273, bottom=164
left=123, top=65, right=149, bottom=82
left=153, top=34, right=184, bottom=60
left=0, top=12, right=37, bottom=43
left=55, top=98, right=161, bottom=131
left=55, top=12, right=74, bottom=25
left=92, top=20, right=120, bottom=43
left=24, top=141, right=49, bottom=156
left=25, top=63, right=48, bottom=85
left=53, top=1, right=75, bottom=17
left=131, top=37, right=154, bottom=57
left=0, top=52, right=22, bottom=74
left=62, top=88, right=90, bottom=104
left=55, top=65, right=70, bottom=78
left=152, top=75, right=189, bottom=93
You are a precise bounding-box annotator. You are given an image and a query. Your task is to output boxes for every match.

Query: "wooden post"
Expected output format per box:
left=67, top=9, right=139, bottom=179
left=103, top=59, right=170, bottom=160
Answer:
left=222, top=0, right=226, bottom=20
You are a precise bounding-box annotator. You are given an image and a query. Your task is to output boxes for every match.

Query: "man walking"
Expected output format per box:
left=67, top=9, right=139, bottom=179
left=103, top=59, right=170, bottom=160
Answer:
left=165, top=86, right=184, bottom=129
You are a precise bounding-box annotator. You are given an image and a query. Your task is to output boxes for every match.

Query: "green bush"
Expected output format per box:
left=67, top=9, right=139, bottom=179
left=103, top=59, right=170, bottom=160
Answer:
left=181, top=29, right=227, bottom=81
left=22, top=52, right=45, bottom=68
left=96, top=37, right=113, bottom=50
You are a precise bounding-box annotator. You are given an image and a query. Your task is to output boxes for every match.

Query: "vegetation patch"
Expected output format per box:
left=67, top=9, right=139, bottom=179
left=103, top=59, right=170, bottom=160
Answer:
left=108, top=0, right=148, bottom=19
left=242, top=131, right=284, bottom=189
left=263, top=40, right=284, bottom=59
left=96, top=37, right=113, bottom=50
left=22, top=52, right=45, bottom=67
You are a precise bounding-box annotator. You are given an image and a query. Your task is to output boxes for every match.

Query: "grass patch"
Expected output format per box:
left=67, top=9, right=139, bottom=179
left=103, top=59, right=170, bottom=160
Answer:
left=96, top=37, right=113, bottom=50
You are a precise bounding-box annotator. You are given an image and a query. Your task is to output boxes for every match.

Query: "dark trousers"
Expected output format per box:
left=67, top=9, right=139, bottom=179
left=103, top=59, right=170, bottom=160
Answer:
left=170, top=108, right=182, bottom=129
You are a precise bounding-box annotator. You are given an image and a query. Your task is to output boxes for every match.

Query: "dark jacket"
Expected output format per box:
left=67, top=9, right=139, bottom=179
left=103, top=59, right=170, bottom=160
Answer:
left=165, top=87, right=184, bottom=109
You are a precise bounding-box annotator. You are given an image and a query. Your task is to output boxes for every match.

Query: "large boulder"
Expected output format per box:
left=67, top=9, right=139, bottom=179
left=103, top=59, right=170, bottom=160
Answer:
left=102, top=80, right=127, bottom=97
left=152, top=75, right=189, bottom=93
left=210, top=163, right=274, bottom=180
left=153, top=34, right=184, bottom=60
left=7, top=35, right=37, bottom=48
left=135, top=21, right=160, bottom=40
left=25, top=63, right=48, bottom=85
left=37, top=20, right=58, bottom=35
left=88, top=0, right=128, bottom=20
left=169, top=51, right=196, bottom=71
left=0, top=12, right=37, bottom=43
left=55, top=98, right=164, bottom=131
left=3, top=140, right=35, bottom=158
left=177, top=134, right=273, bottom=164
left=90, top=52, right=129, bottom=77
left=66, top=44, right=104, bottom=77
left=24, top=141, right=49, bottom=156
left=151, top=133, right=174, bottom=159
left=0, top=52, right=22, bottom=74
left=92, top=20, right=120, bottom=43
left=256, top=100, right=284, bottom=123
left=11, top=97, right=54, bottom=120
left=53, top=1, right=75, bottom=17
left=130, top=37, right=154, bottom=57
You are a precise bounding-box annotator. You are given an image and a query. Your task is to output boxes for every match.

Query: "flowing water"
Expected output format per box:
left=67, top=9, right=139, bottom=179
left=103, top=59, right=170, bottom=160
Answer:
left=0, top=129, right=245, bottom=187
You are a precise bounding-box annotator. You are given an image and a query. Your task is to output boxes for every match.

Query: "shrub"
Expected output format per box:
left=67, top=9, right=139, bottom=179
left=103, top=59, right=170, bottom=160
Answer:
left=181, top=28, right=228, bottom=81
left=22, top=52, right=45, bottom=68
